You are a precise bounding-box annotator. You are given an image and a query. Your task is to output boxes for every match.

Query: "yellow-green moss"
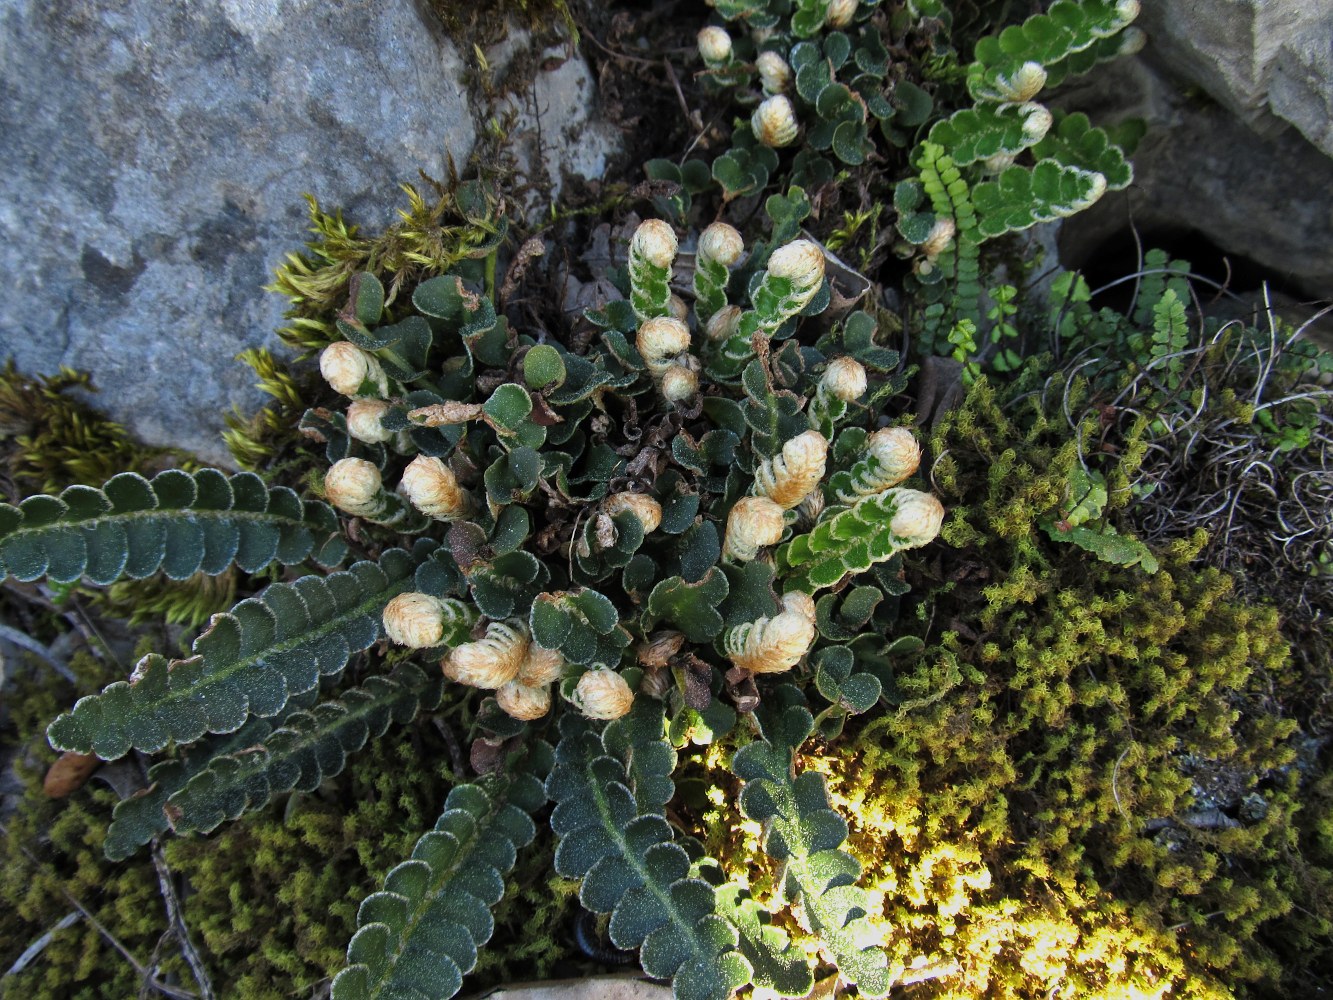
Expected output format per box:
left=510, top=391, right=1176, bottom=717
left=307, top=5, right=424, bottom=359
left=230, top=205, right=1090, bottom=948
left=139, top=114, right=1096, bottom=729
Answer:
left=0, top=362, right=192, bottom=496
left=793, top=374, right=1323, bottom=997
left=674, top=373, right=1328, bottom=997
left=0, top=652, right=185, bottom=999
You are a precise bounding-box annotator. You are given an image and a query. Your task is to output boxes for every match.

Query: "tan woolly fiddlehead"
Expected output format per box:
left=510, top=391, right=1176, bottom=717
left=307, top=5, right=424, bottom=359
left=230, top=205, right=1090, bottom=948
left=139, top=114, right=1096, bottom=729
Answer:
left=754, top=430, right=829, bottom=510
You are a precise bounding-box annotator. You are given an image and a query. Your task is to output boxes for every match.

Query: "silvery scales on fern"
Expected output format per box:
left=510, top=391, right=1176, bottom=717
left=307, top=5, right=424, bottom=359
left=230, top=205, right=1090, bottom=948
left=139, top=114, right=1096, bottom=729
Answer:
left=1, top=208, right=942, bottom=999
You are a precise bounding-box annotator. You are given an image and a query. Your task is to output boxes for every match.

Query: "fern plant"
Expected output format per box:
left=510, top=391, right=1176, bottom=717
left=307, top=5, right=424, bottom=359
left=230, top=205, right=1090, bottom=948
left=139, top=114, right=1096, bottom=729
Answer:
left=895, top=0, right=1142, bottom=344
left=680, top=0, right=1142, bottom=374
left=9, top=194, right=947, bottom=999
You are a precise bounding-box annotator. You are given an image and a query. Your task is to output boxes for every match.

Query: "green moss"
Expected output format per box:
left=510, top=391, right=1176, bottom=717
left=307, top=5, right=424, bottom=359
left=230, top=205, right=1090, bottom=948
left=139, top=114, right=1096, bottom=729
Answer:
left=0, top=652, right=184, bottom=999
left=266, top=184, right=506, bottom=354
left=221, top=347, right=326, bottom=476
left=751, top=373, right=1329, bottom=997
left=0, top=362, right=192, bottom=496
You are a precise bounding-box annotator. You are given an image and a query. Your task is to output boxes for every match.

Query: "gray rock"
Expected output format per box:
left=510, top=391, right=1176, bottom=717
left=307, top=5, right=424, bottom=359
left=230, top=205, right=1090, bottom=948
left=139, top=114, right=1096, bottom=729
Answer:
left=496, top=43, right=621, bottom=216
left=1270, top=32, right=1333, bottom=157
left=0, top=0, right=613, bottom=467
left=1137, top=0, right=1333, bottom=158
left=1053, top=53, right=1333, bottom=300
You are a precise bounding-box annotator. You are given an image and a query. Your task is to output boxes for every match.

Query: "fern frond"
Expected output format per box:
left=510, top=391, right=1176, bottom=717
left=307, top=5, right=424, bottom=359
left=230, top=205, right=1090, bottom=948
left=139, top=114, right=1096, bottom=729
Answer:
left=780, top=488, right=943, bottom=592
left=917, top=143, right=982, bottom=327
left=926, top=103, right=1053, bottom=167
left=1044, top=29, right=1141, bottom=87
left=47, top=542, right=447, bottom=759
left=330, top=754, right=550, bottom=1000
left=1030, top=111, right=1133, bottom=190
left=1151, top=288, right=1189, bottom=389
left=713, top=882, right=813, bottom=997
left=164, top=665, right=444, bottom=835
left=548, top=702, right=754, bottom=1000
left=102, top=690, right=320, bottom=861
left=1130, top=248, right=1191, bottom=329
left=972, top=160, right=1107, bottom=239
left=732, top=702, right=890, bottom=997
left=0, top=469, right=346, bottom=586
left=968, top=0, right=1139, bottom=102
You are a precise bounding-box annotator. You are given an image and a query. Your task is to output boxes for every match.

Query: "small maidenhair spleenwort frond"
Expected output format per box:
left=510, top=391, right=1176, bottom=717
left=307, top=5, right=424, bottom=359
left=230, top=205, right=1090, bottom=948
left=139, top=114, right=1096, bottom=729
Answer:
left=47, top=541, right=450, bottom=760
left=0, top=469, right=346, bottom=585
left=1131, top=248, right=1192, bottom=329
left=1151, top=287, right=1189, bottom=390
left=917, top=143, right=981, bottom=326
left=732, top=699, right=891, bottom=997
left=164, top=665, right=443, bottom=835
left=102, top=690, right=319, bottom=861
left=330, top=748, right=550, bottom=1000
left=548, top=702, right=753, bottom=1000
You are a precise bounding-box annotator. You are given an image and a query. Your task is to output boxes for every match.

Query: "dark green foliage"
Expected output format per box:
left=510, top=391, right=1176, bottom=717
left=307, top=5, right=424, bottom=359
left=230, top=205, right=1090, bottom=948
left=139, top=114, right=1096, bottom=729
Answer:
left=47, top=543, right=441, bottom=760
left=733, top=695, right=888, bottom=995
left=104, top=691, right=320, bottom=861
left=1, top=651, right=578, bottom=999
left=166, top=665, right=444, bottom=835
left=27, top=3, right=1297, bottom=995
left=0, top=469, right=345, bottom=586
left=331, top=752, right=549, bottom=1000
left=648, top=570, right=730, bottom=642
left=548, top=704, right=755, bottom=1000
left=530, top=589, right=632, bottom=667
left=710, top=882, right=811, bottom=997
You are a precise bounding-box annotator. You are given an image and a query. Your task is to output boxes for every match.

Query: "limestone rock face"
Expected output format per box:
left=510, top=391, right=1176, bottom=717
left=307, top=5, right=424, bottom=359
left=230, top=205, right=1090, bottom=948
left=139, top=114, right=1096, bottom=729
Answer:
left=0, top=1, right=610, bottom=465
left=1053, top=26, right=1333, bottom=300
left=1138, top=0, right=1333, bottom=157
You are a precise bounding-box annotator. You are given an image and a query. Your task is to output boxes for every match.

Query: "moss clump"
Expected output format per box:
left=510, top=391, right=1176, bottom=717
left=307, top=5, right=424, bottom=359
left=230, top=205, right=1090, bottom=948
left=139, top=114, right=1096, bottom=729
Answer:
left=0, top=652, right=185, bottom=999
left=0, top=362, right=191, bottom=496
left=835, top=544, right=1302, bottom=996
left=266, top=184, right=506, bottom=354
left=792, top=372, right=1322, bottom=996
left=683, top=371, right=1327, bottom=996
